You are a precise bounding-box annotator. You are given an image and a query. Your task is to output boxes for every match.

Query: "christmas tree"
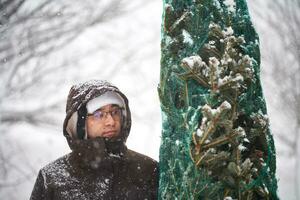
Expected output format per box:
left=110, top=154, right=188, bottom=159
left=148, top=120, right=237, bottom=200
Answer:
left=158, top=0, right=279, bottom=199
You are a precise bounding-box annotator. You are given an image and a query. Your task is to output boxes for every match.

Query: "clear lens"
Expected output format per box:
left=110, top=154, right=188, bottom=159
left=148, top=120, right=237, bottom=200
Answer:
left=90, top=108, right=121, bottom=121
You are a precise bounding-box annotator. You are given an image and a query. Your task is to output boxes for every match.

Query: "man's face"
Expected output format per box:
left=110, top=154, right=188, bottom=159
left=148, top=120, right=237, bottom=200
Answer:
left=86, top=104, right=122, bottom=139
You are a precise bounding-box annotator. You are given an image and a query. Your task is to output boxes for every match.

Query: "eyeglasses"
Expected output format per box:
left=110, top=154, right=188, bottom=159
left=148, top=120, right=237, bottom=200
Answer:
left=87, top=107, right=122, bottom=121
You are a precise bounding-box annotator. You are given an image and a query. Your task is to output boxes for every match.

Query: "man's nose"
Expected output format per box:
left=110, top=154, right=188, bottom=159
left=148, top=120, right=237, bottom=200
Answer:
left=104, top=113, right=115, bottom=126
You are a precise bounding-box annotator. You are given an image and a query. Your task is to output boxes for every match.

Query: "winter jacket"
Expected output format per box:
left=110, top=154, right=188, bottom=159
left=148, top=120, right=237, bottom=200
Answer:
left=30, top=80, right=158, bottom=200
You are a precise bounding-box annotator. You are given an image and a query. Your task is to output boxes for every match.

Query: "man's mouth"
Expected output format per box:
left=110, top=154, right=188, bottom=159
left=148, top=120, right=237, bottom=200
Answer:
left=103, top=131, right=116, bottom=137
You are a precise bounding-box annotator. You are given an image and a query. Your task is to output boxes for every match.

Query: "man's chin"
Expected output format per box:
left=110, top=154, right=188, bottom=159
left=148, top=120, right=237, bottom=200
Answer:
left=89, top=132, right=121, bottom=141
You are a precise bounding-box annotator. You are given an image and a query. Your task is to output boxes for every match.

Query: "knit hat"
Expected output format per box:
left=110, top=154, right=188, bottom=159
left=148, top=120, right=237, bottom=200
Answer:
left=86, top=91, right=125, bottom=114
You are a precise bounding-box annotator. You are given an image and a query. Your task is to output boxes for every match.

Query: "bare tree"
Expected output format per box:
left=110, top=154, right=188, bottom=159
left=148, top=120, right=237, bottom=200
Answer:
left=269, top=0, right=300, bottom=147
left=250, top=0, right=300, bottom=198
left=266, top=2, right=300, bottom=197
left=0, top=0, right=151, bottom=196
left=0, top=0, right=130, bottom=127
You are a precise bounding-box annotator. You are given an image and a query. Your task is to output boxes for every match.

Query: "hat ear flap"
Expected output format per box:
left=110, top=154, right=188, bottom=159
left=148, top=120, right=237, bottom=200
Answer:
left=77, top=105, right=87, bottom=139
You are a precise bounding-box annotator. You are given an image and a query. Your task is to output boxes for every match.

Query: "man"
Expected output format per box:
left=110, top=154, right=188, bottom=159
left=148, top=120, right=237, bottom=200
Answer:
left=30, top=80, right=158, bottom=200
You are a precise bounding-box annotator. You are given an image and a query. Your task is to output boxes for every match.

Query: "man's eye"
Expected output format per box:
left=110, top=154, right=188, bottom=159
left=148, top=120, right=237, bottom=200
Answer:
left=94, top=111, right=104, bottom=118
left=111, top=110, right=118, bottom=116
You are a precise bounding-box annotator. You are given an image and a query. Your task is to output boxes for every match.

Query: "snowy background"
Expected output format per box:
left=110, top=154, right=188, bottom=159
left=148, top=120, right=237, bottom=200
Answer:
left=0, top=0, right=299, bottom=199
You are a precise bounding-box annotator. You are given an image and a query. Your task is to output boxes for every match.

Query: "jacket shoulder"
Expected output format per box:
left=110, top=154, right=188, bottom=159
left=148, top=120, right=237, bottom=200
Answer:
left=42, top=153, right=71, bottom=171
left=125, top=149, right=157, bottom=165
left=30, top=153, right=72, bottom=200
left=125, top=149, right=158, bottom=175
left=39, top=153, right=72, bottom=182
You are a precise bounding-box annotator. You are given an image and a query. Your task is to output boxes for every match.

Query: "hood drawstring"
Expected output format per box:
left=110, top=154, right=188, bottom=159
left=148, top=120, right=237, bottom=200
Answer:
left=77, top=105, right=87, bottom=139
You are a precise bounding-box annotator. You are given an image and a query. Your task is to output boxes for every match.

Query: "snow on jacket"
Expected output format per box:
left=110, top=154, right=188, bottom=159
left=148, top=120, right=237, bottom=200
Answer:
left=30, top=80, right=158, bottom=200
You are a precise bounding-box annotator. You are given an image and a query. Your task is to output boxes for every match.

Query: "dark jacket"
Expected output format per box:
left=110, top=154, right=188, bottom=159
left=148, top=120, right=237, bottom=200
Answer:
left=30, top=80, right=158, bottom=200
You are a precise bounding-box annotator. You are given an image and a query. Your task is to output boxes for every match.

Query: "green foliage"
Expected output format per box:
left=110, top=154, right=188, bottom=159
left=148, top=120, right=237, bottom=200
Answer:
left=159, top=0, right=279, bottom=199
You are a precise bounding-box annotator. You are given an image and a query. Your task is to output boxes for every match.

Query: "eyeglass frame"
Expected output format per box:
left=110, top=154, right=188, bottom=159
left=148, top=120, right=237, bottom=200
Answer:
left=86, top=105, right=124, bottom=122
